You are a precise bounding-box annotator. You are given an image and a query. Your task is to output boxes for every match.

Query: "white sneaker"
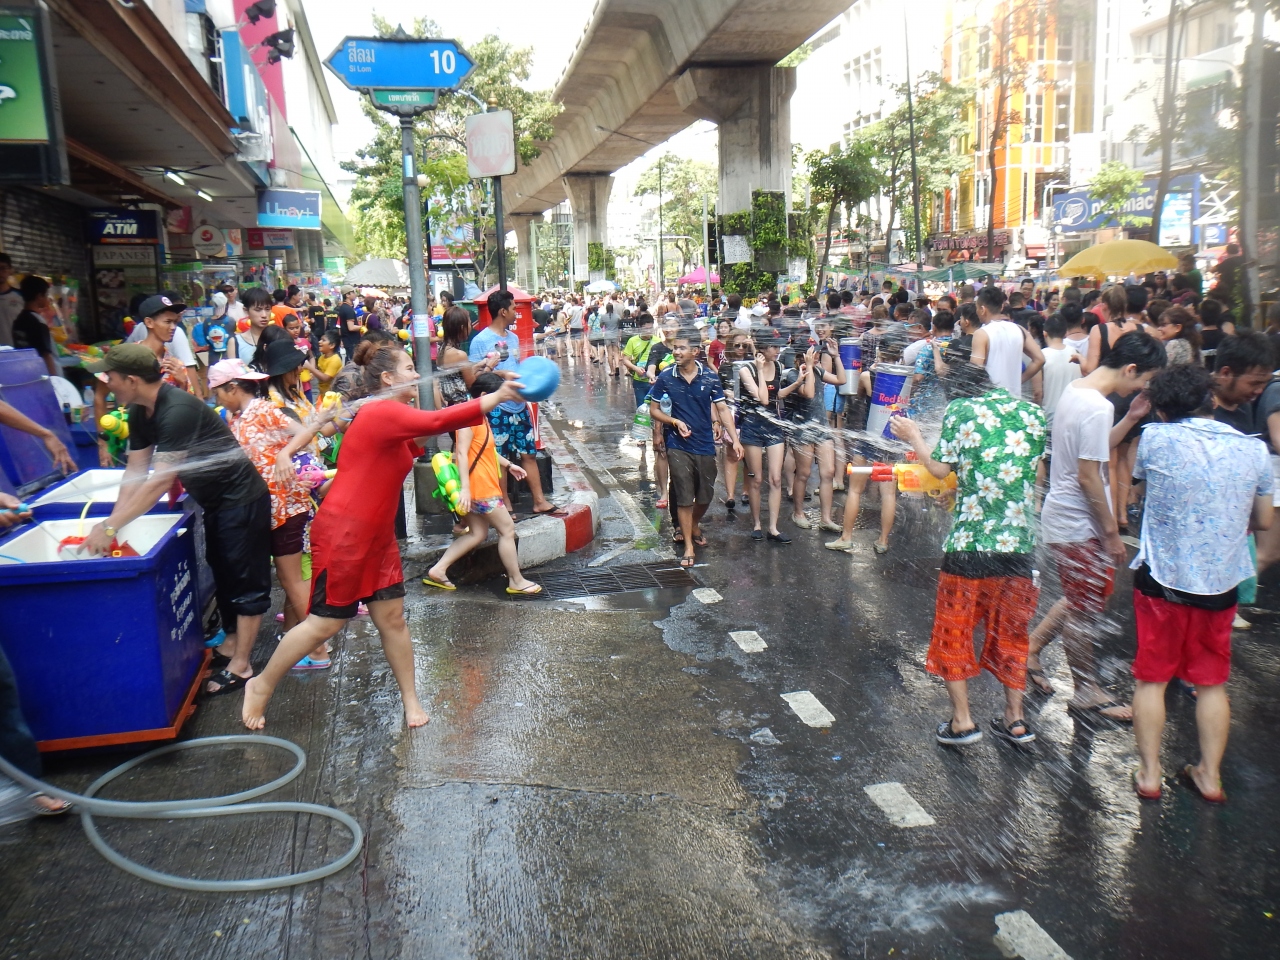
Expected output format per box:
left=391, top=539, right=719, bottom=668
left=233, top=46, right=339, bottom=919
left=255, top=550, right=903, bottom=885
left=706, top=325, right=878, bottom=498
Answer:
left=1232, top=613, right=1251, bottom=630
left=792, top=514, right=812, bottom=529
left=824, top=539, right=854, bottom=552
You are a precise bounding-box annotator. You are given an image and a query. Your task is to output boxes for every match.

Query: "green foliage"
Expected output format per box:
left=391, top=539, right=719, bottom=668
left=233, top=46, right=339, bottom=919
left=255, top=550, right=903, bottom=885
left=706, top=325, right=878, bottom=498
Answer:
left=342, top=17, right=561, bottom=271
left=715, top=191, right=815, bottom=295
left=1088, top=161, right=1148, bottom=228
left=777, top=43, right=811, bottom=68
left=859, top=72, right=972, bottom=256
left=634, top=153, right=719, bottom=269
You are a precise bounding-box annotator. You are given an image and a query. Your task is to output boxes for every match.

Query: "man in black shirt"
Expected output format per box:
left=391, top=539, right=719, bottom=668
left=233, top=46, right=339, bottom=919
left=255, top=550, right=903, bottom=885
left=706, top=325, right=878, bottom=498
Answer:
left=11, top=275, right=58, bottom=378
left=1211, top=332, right=1274, bottom=437
left=82, top=344, right=272, bottom=696
left=337, top=286, right=361, bottom=360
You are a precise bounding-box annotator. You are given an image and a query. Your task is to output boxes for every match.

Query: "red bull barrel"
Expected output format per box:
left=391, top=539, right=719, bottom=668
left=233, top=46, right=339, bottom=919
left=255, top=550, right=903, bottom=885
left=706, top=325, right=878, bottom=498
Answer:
left=865, top=363, right=914, bottom=439
left=838, top=337, right=862, bottom=396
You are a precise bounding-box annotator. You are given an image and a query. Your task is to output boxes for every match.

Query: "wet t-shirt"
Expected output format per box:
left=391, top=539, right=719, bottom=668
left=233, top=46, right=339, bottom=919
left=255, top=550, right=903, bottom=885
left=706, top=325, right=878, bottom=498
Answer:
left=128, top=384, right=267, bottom=509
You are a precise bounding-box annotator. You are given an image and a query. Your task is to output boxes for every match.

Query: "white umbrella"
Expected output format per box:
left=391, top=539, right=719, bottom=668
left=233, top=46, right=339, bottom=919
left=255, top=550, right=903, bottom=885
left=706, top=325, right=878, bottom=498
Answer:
left=585, top=279, right=619, bottom=293
left=343, top=258, right=411, bottom=287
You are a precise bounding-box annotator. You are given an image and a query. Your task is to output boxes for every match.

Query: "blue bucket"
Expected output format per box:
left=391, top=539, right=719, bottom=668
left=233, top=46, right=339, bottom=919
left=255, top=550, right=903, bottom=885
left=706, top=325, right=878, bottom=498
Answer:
left=865, top=363, right=914, bottom=439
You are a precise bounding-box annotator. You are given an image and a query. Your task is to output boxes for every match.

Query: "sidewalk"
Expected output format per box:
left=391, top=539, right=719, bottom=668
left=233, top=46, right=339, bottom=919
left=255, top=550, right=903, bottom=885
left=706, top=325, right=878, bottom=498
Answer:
left=403, top=418, right=599, bottom=584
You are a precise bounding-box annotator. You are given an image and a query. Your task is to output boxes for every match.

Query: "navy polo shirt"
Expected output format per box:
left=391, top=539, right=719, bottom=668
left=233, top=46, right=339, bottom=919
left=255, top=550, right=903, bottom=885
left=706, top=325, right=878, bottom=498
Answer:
left=650, top=363, right=725, bottom=456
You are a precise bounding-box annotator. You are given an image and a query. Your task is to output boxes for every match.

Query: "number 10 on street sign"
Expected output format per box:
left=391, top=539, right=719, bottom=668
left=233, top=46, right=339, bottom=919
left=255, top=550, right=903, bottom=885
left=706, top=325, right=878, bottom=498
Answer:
left=324, top=37, right=474, bottom=92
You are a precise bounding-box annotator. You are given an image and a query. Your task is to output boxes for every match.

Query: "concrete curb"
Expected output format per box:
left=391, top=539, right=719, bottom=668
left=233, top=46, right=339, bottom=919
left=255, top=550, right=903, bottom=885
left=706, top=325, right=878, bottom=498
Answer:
left=410, top=419, right=600, bottom=585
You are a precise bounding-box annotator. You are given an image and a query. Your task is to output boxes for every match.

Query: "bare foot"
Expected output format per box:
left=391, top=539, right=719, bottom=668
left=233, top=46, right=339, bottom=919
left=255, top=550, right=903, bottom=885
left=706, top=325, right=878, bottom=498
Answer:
left=32, top=794, right=71, bottom=814
left=405, top=701, right=430, bottom=728
left=241, top=676, right=271, bottom=731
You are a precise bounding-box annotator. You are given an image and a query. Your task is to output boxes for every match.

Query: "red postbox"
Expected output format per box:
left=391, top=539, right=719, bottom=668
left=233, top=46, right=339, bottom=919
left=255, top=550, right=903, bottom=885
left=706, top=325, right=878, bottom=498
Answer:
left=470, top=284, right=536, bottom=358
left=467, top=284, right=543, bottom=448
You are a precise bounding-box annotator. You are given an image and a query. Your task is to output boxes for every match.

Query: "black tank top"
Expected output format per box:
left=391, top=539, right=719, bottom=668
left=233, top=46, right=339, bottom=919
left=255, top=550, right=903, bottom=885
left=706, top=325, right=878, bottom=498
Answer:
left=742, top=361, right=779, bottom=416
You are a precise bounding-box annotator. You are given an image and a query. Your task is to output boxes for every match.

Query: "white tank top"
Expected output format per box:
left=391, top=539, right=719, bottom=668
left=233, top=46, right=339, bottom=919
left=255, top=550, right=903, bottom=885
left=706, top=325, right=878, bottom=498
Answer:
left=983, top=319, right=1024, bottom=394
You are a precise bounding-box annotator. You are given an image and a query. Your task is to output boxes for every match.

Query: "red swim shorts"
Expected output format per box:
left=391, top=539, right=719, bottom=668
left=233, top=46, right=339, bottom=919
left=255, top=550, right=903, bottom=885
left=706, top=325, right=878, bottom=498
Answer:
left=1051, top=540, right=1115, bottom=613
left=926, top=572, right=1038, bottom=689
left=1132, top=591, right=1234, bottom=686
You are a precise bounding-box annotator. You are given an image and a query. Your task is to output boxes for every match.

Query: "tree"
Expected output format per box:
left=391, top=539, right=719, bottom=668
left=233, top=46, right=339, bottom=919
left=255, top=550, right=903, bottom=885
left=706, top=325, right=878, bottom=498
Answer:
left=342, top=17, right=560, bottom=277
left=806, top=139, right=881, bottom=290
left=860, top=72, right=972, bottom=260
left=633, top=154, right=718, bottom=273
left=1087, top=161, right=1148, bottom=232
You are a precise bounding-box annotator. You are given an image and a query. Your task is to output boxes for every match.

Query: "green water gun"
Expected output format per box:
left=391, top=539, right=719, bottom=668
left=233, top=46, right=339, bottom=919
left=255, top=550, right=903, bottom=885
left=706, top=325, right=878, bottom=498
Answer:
left=430, top=451, right=463, bottom=515
left=99, top=411, right=129, bottom=461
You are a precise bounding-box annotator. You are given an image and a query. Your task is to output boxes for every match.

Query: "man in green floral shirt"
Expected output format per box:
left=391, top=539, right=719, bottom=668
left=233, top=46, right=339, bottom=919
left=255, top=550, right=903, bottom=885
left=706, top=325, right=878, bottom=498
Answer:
left=890, top=364, right=1045, bottom=747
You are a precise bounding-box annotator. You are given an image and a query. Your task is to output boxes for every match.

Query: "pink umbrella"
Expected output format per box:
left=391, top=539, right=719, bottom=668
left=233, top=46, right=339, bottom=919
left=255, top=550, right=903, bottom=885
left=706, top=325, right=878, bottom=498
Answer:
left=676, top=266, right=720, bottom=285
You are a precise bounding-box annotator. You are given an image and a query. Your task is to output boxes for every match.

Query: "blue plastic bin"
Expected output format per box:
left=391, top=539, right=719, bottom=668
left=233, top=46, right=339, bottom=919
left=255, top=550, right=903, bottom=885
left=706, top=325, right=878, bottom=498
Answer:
left=27, top=469, right=216, bottom=620
left=0, top=513, right=207, bottom=750
left=0, top=349, right=74, bottom=494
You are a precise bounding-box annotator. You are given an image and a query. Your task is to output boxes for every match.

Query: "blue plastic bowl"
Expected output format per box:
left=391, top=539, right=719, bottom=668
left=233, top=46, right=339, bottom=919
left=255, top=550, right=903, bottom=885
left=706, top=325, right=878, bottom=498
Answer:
left=515, top=356, right=561, bottom=402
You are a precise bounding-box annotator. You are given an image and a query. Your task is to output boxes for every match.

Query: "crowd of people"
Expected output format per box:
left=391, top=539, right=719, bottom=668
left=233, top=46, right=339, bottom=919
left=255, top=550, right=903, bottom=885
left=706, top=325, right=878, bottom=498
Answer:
left=1, top=252, right=1276, bottom=812
left=531, top=269, right=1278, bottom=803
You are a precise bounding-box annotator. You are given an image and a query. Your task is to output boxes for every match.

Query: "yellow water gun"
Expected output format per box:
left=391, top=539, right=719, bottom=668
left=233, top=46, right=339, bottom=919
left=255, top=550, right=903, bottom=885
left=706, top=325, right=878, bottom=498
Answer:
left=99, top=411, right=129, bottom=459
left=848, top=460, right=958, bottom=498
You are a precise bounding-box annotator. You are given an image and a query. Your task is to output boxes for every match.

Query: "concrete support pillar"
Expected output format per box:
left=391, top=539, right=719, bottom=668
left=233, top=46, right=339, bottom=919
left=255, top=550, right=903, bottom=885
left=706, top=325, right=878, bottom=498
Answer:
left=508, top=213, right=538, bottom=290
left=676, top=65, right=797, bottom=215
left=562, top=174, right=613, bottom=283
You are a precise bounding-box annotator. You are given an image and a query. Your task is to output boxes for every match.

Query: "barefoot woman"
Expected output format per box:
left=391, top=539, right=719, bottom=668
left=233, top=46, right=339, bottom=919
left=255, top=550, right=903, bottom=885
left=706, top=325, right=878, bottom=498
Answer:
left=243, top=340, right=526, bottom=730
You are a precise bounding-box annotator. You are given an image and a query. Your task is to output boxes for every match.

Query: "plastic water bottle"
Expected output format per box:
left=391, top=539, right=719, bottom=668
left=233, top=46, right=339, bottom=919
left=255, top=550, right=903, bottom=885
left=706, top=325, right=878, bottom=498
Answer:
left=660, top=395, right=673, bottom=417
left=631, top=403, right=652, bottom=442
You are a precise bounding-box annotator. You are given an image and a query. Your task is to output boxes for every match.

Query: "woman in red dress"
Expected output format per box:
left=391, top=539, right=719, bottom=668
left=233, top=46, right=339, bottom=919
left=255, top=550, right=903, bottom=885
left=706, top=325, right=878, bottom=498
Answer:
left=243, top=341, right=525, bottom=730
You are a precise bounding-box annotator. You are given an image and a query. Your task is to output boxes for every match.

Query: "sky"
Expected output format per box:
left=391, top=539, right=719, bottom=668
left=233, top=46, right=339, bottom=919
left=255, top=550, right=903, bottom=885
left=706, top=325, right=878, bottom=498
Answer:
left=301, top=0, right=718, bottom=243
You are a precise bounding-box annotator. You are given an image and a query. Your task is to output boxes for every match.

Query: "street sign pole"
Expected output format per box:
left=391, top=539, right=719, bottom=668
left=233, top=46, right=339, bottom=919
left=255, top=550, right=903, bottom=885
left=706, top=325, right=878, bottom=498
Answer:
left=399, top=116, right=433, bottom=412
left=490, top=99, right=508, bottom=292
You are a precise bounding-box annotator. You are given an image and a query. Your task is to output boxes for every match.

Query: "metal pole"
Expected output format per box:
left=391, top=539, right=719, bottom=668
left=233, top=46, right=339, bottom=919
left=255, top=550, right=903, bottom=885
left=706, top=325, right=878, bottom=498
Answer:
left=530, top=218, right=539, bottom=291
left=401, top=117, right=433, bottom=412
left=494, top=176, right=508, bottom=291
left=1240, top=0, right=1265, bottom=325
left=657, top=157, right=664, bottom=295
left=702, top=193, right=711, bottom=297
left=904, top=11, right=924, bottom=278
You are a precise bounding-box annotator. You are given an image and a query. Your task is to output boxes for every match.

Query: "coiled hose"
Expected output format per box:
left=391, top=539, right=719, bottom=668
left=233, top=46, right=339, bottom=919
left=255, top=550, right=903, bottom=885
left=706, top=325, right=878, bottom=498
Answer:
left=0, top=735, right=363, bottom=891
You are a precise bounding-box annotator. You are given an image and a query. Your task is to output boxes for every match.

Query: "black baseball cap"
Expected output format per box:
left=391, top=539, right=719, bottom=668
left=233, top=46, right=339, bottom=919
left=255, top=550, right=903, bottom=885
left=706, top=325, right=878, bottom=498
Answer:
left=137, top=293, right=187, bottom=318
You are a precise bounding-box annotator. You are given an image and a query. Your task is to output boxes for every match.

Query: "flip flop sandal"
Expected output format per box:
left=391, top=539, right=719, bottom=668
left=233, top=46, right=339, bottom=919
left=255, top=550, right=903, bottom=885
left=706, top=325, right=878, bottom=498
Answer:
left=532, top=506, right=568, bottom=517
left=205, top=669, right=250, bottom=697
left=1026, top=668, right=1055, bottom=696
left=1132, top=768, right=1162, bottom=802
left=505, top=583, right=544, bottom=596
left=1067, top=701, right=1133, bottom=726
left=1179, top=765, right=1227, bottom=804
left=692, top=534, right=708, bottom=547
left=209, top=650, right=232, bottom=671
left=990, top=716, right=1036, bottom=744
left=31, top=795, right=72, bottom=816
left=673, top=532, right=685, bottom=544
left=422, top=576, right=457, bottom=590
left=293, top=656, right=331, bottom=670
left=655, top=498, right=669, bottom=509
left=679, top=556, right=696, bottom=567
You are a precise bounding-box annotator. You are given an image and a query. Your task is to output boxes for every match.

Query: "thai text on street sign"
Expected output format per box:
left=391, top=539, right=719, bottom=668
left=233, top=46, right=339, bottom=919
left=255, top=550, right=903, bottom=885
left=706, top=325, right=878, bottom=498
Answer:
left=324, top=37, right=473, bottom=92
left=464, top=110, right=516, bottom=179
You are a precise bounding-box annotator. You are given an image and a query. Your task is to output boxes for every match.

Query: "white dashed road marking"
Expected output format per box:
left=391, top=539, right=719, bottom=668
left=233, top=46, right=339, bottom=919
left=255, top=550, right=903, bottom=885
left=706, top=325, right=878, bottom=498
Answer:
left=862, top=782, right=936, bottom=827
left=729, top=630, right=767, bottom=653
left=692, top=587, right=722, bottom=604
left=781, top=690, right=835, bottom=727
left=993, top=911, right=1073, bottom=960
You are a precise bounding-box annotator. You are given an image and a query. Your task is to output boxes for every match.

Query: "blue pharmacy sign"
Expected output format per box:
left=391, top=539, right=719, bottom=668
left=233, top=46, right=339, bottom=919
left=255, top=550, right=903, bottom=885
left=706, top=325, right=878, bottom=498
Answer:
left=256, top=189, right=321, bottom=229
left=323, top=37, right=474, bottom=92
left=1052, top=175, right=1201, bottom=242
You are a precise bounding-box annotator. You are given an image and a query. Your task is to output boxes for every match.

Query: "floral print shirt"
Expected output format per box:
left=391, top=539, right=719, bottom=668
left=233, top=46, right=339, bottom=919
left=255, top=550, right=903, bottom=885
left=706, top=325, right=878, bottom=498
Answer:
left=932, top=386, right=1046, bottom=554
left=230, top=398, right=312, bottom=530
left=1131, top=418, right=1271, bottom=595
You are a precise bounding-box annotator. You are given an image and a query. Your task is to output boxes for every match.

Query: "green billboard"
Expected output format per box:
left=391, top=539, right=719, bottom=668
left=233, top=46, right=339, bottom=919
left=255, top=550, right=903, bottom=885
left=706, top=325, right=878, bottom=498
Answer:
left=0, top=12, right=49, bottom=143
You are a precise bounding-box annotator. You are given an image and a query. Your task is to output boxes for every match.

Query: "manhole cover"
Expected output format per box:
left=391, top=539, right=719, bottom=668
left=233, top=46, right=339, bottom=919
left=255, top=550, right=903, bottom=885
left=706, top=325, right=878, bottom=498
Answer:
left=527, top=561, right=701, bottom=600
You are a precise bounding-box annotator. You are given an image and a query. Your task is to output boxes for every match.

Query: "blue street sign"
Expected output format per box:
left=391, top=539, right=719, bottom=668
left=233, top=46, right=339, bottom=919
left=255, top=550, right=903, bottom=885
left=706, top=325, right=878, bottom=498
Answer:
left=324, top=37, right=474, bottom=92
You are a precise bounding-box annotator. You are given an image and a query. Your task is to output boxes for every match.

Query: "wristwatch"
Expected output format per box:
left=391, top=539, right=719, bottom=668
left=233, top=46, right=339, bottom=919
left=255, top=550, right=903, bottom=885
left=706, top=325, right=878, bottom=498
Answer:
left=102, top=525, right=116, bottom=539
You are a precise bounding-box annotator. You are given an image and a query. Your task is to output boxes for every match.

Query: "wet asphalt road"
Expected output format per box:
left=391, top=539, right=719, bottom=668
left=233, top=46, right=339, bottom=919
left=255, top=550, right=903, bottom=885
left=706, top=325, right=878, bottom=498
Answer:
left=2, top=355, right=1279, bottom=959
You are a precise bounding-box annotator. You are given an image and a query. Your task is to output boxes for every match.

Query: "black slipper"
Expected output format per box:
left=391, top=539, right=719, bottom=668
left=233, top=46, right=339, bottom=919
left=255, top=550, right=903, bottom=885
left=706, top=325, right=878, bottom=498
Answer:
left=205, top=669, right=251, bottom=697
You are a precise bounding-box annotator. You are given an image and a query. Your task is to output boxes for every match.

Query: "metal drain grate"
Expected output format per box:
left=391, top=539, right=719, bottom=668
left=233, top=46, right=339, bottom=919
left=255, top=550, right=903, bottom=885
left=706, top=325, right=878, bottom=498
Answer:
left=528, top=561, right=701, bottom=600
